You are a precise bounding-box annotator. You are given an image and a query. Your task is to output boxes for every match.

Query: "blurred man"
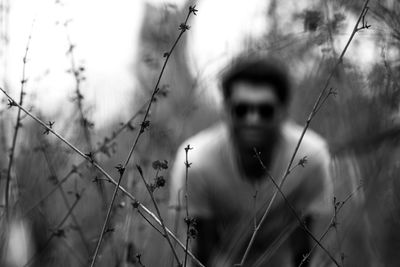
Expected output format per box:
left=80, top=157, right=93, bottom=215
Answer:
left=169, top=53, right=334, bottom=267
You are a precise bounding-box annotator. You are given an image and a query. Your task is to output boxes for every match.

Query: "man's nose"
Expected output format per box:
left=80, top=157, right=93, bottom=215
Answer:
left=245, top=110, right=261, bottom=124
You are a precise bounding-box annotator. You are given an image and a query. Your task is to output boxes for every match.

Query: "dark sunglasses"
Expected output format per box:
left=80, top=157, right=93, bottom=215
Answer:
left=231, top=103, right=276, bottom=120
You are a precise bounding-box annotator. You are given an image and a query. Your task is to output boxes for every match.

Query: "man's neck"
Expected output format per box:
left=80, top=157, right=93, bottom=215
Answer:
left=234, top=131, right=281, bottom=181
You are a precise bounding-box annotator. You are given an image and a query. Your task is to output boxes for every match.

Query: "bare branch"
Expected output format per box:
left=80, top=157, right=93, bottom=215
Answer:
left=4, top=19, right=34, bottom=220
left=237, top=1, right=370, bottom=266
left=89, top=6, right=198, bottom=267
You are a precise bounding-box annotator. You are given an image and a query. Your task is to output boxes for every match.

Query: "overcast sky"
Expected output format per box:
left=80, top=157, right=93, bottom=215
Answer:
left=1, top=0, right=383, bottom=128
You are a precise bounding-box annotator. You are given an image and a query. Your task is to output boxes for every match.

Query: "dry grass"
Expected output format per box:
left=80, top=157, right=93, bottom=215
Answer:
left=1, top=1, right=400, bottom=266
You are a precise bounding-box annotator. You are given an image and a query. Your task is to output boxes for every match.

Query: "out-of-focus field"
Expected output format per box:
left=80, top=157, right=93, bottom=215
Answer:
left=1, top=0, right=400, bottom=266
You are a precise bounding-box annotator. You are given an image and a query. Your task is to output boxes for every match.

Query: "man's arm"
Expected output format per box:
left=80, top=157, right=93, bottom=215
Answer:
left=282, top=138, right=334, bottom=267
left=194, top=218, right=220, bottom=265
left=299, top=145, right=335, bottom=266
left=290, top=215, right=314, bottom=267
left=169, top=143, right=215, bottom=266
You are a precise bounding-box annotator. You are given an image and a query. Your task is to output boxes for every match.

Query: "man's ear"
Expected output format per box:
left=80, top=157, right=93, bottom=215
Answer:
left=221, top=99, right=232, bottom=122
left=277, top=103, right=290, bottom=121
left=282, top=107, right=289, bottom=120
left=222, top=99, right=229, bottom=111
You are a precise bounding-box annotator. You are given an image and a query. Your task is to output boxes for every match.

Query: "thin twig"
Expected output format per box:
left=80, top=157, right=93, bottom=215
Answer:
left=136, top=166, right=181, bottom=266
left=253, top=190, right=258, bottom=230
left=171, top=189, right=184, bottom=267
left=4, top=20, right=34, bottom=220
left=58, top=236, right=87, bottom=266
left=138, top=203, right=206, bottom=267
left=237, top=1, right=370, bottom=266
left=65, top=32, right=93, bottom=148
left=20, top=103, right=146, bottom=218
left=253, top=220, right=298, bottom=267
left=184, top=144, right=193, bottom=267
left=136, top=253, right=146, bottom=267
left=0, top=86, right=204, bottom=267
left=89, top=6, right=197, bottom=267
left=22, top=190, right=84, bottom=267
left=41, top=144, right=91, bottom=255
left=21, top=168, right=75, bottom=218
left=298, top=183, right=363, bottom=267
left=137, top=208, right=164, bottom=236
left=64, top=27, right=106, bottom=206
left=0, top=6, right=205, bottom=266
left=65, top=29, right=93, bottom=150
left=253, top=148, right=339, bottom=266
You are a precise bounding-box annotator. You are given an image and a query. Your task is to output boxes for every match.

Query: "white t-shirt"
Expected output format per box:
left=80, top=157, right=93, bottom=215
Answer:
left=169, top=121, right=334, bottom=267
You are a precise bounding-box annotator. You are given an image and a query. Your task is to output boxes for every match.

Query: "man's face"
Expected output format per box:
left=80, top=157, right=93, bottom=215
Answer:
left=226, top=81, right=285, bottom=148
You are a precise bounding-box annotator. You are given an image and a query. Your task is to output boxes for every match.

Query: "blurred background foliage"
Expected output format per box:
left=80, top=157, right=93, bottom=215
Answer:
left=0, top=0, right=400, bottom=266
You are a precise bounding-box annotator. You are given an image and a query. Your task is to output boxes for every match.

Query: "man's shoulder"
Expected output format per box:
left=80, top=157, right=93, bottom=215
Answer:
left=282, top=121, right=329, bottom=162
left=183, top=122, right=227, bottom=148
left=176, top=122, right=228, bottom=169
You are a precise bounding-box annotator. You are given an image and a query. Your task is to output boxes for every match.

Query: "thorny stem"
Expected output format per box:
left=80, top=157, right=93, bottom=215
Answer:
left=41, top=145, right=91, bottom=255
left=66, top=32, right=93, bottom=150
left=58, top=236, right=87, bottom=266
left=121, top=181, right=136, bottom=266
left=137, top=208, right=164, bottom=236
left=138, top=203, right=205, bottom=267
left=237, top=1, right=370, bottom=266
left=298, top=183, right=363, bottom=267
left=184, top=145, right=193, bottom=267
left=64, top=28, right=105, bottom=205
left=171, top=188, right=184, bottom=267
left=4, top=20, right=34, bottom=220
left=89, top=6, right=197, bottom=267
left=0, top=6, right=205, bottom=267
left=136, top=167, right=182, bottom=266
left=0, top=87, right=205, bottom=267
left=98, top=101, right=148, bottom=152
left=323, top=0, right=339, bottom=59
left=136, top=253, right=146, bottom=267
left=253, top=149, right=339, bottom=266
left=21, top=169, right=75, bottom=218
left=313, top=88, right=337, bottom=116
left=23, top=190, right=84, bottom=267
left=252, top=221, right=298, bottom=266
left=253, top=190, right=258, bottom=230
left=20, top=102, right=146, bottom=218
left=333, top=205, right=344, bottom=267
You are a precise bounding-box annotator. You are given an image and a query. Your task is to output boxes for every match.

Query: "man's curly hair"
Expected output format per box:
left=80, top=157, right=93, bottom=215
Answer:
left=221, top=52, right=291, bottom=105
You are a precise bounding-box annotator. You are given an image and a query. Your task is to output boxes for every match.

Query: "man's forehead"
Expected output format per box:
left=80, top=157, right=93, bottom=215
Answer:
left=229, top=81, right=279, bottom=104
